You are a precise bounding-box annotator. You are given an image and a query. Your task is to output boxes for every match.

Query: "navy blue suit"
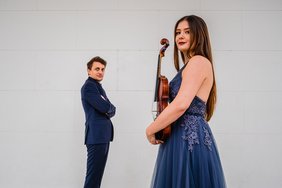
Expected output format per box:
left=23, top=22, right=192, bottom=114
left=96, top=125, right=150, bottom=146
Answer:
left=81, top=77, right=116, bottom=188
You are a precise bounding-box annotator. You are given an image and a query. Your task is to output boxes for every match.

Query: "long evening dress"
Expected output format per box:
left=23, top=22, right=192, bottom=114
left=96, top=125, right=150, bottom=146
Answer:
left=151, top=65, right=226, bottom=188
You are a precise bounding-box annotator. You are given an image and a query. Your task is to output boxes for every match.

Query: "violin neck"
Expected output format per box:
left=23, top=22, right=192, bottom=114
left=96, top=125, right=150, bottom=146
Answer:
left=154, top=55, right=162, bottom=102
left=157, top=55, right=162, bottom=77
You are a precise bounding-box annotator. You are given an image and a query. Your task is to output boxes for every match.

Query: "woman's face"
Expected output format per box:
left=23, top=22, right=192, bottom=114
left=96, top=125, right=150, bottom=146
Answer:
left=175, top=20, right=190, bottom=54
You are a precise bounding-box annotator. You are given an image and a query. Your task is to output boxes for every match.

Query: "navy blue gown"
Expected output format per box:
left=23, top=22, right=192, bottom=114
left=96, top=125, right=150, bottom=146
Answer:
left=151, top=65, right=226, bottom=188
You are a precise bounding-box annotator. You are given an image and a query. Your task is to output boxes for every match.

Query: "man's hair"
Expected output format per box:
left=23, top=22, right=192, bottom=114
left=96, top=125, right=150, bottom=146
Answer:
left=87, top=56, right=107, bottom=70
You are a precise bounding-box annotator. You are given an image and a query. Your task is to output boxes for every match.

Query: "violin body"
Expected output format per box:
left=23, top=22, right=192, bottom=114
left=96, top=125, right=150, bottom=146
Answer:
left=153, top=38, right=171, bottom=142
left=155, top=76, right=171, bottom=141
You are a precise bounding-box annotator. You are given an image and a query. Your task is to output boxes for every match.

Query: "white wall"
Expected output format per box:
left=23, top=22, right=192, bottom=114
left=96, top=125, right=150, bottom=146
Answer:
left=0, top=0, right=282, bottom=187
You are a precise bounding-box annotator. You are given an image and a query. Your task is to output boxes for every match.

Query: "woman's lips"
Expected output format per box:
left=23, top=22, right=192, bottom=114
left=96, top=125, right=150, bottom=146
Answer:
left=178, top=42, right=186, bottom=45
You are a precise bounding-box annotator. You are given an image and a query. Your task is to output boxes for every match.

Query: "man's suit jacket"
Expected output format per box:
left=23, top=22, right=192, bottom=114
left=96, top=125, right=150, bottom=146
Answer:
left=81, top=77, right=116, bottom=144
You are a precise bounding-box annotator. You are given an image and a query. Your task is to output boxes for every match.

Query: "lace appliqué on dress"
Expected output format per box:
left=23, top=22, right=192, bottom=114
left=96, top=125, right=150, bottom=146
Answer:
left=181, top=115, right=200, bottom=152
left=203, top=127, right=212, bottom=151
left=181, top=114, right=213, bottom=152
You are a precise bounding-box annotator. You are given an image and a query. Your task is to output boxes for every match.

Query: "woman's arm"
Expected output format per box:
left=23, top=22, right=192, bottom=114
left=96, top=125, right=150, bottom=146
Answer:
left=146, top=56, right=210, bottom=137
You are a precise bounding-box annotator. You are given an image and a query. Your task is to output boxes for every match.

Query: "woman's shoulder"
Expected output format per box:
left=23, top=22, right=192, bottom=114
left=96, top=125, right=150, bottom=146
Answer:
left=185, top=55, right=211, bottom=71
left=189, top=55, right=210, bottom=65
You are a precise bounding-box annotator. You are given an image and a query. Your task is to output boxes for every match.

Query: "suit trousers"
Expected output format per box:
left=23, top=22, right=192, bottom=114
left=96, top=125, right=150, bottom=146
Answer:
left=84, top=143, right=110, bottom=188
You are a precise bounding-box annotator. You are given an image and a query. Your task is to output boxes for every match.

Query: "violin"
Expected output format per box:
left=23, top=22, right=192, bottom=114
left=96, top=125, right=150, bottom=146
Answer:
left=153, top=38, right=171, bottom=142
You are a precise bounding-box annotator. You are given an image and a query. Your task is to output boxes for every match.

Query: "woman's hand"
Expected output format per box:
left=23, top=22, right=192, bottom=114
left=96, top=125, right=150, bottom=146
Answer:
left=146, top=125, right=163, bottom=145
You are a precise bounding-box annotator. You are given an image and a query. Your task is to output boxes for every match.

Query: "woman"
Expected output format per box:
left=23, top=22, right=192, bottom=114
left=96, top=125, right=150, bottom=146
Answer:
left=146, top=15, right=226, bottom=188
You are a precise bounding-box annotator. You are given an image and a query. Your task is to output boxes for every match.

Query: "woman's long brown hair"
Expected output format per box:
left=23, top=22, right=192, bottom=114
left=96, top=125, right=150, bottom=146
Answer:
left=173, top=15, right=217, bottom=121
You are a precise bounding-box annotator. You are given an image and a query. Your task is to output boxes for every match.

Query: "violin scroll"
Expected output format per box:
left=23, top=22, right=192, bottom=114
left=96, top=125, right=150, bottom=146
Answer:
left=159, top=38, right=169, bottom=57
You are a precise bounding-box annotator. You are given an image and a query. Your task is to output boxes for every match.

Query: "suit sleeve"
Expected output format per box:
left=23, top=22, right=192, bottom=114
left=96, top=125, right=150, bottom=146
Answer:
left=105, top=99, right=116, bottom=118
left=84, top=82, right=116, bottom=117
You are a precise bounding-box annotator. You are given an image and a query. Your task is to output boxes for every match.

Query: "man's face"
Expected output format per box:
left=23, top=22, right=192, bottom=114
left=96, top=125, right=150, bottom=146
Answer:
left=88, top=61, right=105, bottom=82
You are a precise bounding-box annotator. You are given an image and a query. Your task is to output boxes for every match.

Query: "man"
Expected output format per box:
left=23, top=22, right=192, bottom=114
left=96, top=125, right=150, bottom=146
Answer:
left=81, top=56, right=116, bottom=188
